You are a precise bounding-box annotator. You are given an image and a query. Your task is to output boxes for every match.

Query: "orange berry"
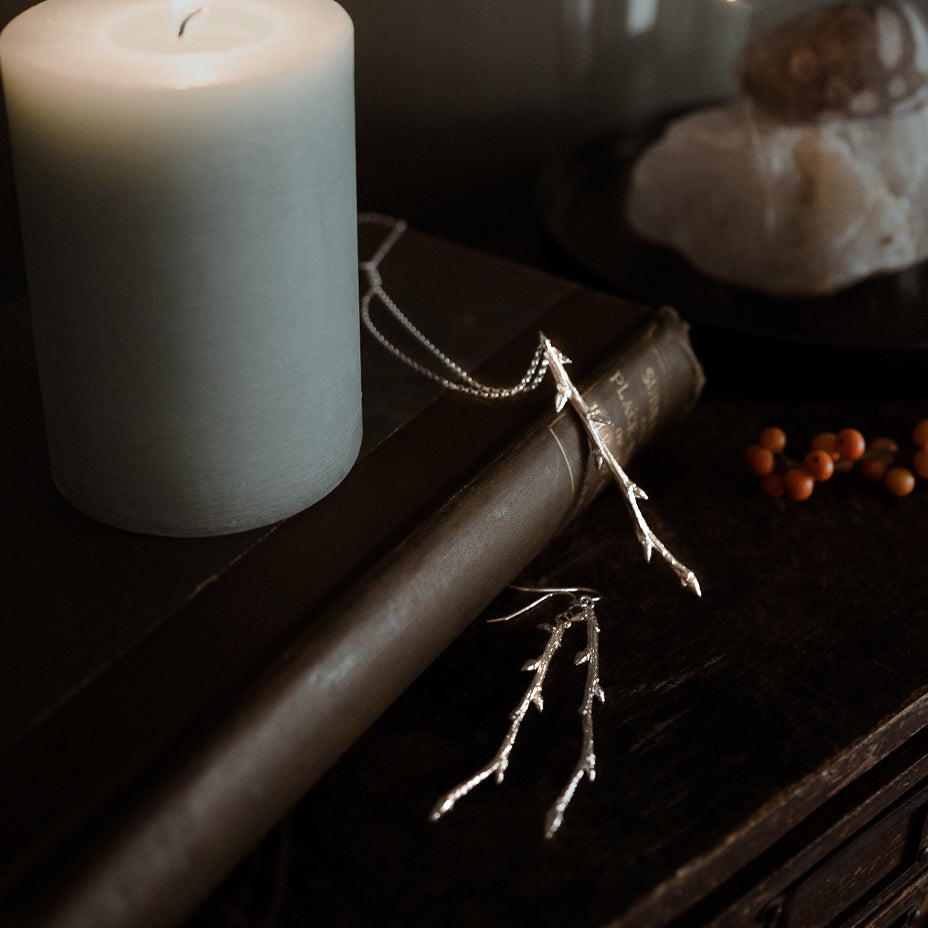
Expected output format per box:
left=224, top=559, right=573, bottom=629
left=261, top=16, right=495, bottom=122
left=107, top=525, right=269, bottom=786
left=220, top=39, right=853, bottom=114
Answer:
left=913, top=419, right=928, bottom=449
left=758, top=426, right=787, bottom=454
left=810, top=432, right=839, bottom=459
left=885, top=466, right=916, bottom=497
left=861, top=458, right=889, bottom=481
left=784, top=467, right=815, bottom=500
left=759, top=472, right=785, bottom=498
left=869, top=436, right=899, bottom=454
left=802, top=450, right=834, bottom=481
left=913, top=447, right=928, bottom=480
left=745, top=444, right=776, bottom=476
left=861, top=436, right=899, bottom=481
left=835, top=428, right=866, bottom=461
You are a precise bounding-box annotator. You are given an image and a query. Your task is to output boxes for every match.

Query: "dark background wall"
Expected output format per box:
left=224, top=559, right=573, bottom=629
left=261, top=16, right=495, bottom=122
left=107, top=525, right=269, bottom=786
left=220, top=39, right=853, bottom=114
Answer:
left=344, top=1, right=567, bottom=226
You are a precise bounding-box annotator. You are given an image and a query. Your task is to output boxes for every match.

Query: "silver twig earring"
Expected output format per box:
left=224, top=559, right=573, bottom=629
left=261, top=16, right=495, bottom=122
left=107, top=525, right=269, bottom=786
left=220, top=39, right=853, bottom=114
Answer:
left=430, top=586, right=605, bottom=838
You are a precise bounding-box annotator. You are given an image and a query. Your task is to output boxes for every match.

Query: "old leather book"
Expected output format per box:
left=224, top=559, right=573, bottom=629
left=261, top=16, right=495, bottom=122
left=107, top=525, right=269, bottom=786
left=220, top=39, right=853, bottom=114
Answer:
left=0, top=224, right=704, bottom=927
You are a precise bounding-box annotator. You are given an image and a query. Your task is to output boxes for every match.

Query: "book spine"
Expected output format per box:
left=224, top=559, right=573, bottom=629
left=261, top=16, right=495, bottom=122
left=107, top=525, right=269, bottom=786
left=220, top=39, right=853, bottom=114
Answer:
left=5, top=306, right=703, bottom=928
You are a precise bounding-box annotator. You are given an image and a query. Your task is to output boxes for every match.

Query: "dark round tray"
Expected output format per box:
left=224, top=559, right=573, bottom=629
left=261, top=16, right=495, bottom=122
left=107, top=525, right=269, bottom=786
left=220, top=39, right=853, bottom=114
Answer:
left=538, top=124, right=928, bottom=353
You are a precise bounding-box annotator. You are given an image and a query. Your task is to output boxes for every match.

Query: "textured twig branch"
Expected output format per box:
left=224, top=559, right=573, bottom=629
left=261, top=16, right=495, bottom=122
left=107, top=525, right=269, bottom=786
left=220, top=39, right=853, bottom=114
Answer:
left=541, top=335, right=701, bottom=597
left=430, top=612, right=570, bottom=822
left=544, top=595, right=604, bottom=837
left=431, top=589, right=605, bottom=838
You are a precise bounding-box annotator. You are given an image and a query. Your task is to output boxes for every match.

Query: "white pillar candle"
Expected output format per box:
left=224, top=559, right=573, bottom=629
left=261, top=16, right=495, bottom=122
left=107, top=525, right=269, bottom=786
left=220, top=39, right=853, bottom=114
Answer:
left=1, top=0, right=361, bottom=536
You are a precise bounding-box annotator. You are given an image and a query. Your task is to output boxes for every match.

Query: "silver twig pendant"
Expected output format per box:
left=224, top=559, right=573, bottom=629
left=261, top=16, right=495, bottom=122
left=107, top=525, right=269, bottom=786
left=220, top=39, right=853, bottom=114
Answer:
left=541, top=334, right=701, bottom=597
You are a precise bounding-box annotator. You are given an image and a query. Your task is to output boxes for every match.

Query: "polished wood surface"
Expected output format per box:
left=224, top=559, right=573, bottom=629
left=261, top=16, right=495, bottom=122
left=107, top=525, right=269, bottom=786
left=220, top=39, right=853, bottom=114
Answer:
left=186, top=311, right=928, bottom=927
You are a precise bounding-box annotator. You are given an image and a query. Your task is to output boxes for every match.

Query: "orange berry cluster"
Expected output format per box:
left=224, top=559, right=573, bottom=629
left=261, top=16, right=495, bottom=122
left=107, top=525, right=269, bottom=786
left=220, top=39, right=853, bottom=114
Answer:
left=745, top=421, right=928, bottom=500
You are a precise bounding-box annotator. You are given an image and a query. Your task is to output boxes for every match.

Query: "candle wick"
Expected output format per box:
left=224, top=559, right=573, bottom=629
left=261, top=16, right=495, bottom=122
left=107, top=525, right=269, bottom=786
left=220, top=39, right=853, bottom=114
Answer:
left=177, top=7, right=204, bottom=39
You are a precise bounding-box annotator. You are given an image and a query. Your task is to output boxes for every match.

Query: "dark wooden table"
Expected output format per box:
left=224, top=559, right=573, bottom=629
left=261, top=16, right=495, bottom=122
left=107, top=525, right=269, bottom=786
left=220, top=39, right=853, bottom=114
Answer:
left=6, top=206, right=928, bottom=928
left=186, top=386, right=928, bottom=928
left=179, top=211, right=928, bottom=928
left=174, top=199, right=928, bottom=928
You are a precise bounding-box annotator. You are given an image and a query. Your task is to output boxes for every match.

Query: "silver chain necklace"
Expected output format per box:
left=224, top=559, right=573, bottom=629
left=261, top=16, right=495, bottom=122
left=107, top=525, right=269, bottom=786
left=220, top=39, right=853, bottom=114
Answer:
left=358, top=212, right=550, bottom=400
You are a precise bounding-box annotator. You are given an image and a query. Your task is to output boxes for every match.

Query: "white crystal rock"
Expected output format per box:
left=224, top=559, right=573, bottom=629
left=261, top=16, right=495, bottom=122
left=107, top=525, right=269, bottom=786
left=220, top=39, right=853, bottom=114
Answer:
left=624, top=99, right=928, bottom=295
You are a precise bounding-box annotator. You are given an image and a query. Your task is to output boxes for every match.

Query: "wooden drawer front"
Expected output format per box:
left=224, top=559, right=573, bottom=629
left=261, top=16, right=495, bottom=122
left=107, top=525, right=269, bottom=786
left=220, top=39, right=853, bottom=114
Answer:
left=767, top=783, right=928, bottom=928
